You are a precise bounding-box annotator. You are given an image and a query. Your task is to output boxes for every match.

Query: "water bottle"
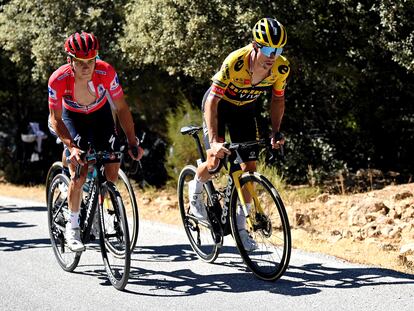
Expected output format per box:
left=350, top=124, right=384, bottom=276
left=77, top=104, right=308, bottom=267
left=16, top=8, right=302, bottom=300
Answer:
left=83, top=167, right=97, bottom=193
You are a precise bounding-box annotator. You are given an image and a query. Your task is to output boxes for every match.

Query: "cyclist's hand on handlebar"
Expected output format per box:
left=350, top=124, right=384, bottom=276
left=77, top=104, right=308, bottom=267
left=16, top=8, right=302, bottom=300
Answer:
left=128, top=137, right=144, bottom=161
left=210, top=142, right=231, bottom=159
left=271, top=132, right=285, bottom=150
left=67, top=146, right=85, bottom=166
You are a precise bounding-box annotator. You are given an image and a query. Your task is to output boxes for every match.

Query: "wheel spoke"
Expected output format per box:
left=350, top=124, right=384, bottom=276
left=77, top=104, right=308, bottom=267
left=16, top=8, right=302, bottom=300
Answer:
left=231, top=172, right=291, bottom=281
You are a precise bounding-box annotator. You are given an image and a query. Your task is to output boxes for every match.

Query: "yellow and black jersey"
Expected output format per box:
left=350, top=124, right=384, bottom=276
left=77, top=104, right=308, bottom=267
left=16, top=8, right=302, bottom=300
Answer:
left=210, top=44, right=290, bottom=106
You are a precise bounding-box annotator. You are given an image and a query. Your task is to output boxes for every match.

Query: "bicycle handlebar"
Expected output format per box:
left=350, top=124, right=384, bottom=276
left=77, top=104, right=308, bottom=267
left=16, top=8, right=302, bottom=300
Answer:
left=207, top=139, right=284, bottom=175
left=70, top=145, right=130, bottom=179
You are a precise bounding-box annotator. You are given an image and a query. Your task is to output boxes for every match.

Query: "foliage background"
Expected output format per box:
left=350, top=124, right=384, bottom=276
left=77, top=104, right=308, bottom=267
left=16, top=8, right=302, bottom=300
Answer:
left=0, top=0, right=413, bottom=187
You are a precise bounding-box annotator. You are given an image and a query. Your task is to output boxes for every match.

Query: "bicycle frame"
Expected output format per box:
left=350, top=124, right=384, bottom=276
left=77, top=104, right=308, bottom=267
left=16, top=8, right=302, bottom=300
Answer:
left=79, top=170, right=100, bottom=243
left=184, top=125, right=267, bottom=234
left=223, top=159, right=264, bottom=233
left=76, top=151, right=120, bottom=244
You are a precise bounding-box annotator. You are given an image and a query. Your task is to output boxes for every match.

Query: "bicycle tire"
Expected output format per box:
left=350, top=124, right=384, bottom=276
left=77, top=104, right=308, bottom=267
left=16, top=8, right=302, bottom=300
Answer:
left=115, top=169, right=139, bottom=252
left=230, top=172, right=291, bottom=281
left=99, top=181, right=131, bottom=291
left=47, top=173, right=81, bottom=271
left=45, top=161, right=65, bottom=202
left=46, top=161, right=139, bottom=252
left=177, top=165, right=220, bottom=263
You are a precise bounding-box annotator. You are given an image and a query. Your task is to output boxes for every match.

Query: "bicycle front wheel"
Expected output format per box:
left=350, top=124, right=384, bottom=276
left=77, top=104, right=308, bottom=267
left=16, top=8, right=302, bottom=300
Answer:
left=115, top=169, right=139, bottom=252
left=99, top=181, right=131, bottom=291
left=47, top=173, right=81, bottom=271
left=177, top=165, right=220, bottom=263
left=230, top=172, right=291, bottom=281
left=45, top=161, right=64, bottom=202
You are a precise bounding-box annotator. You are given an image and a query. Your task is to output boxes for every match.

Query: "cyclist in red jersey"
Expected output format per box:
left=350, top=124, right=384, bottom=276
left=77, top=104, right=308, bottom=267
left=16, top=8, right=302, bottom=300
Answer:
left=188, top=18, right=289, bottom=250
left=48, top=32, right=143, bottom=251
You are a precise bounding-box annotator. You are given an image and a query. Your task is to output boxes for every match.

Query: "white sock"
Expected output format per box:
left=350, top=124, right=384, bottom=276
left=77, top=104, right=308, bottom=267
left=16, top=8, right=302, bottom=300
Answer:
left=237, top=203, right=252, bottom=230
left=69, top=211, right=80, bottom=229
left=191, top=175, right=205, bottom=194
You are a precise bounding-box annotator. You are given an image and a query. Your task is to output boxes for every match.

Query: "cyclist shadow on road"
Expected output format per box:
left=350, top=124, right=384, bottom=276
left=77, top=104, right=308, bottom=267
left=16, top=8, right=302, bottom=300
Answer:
left=277, top=262, right=414, bottom=295
left=0, top=204, right=50, bottom=252
left=121, top=244, right=414, bottom=297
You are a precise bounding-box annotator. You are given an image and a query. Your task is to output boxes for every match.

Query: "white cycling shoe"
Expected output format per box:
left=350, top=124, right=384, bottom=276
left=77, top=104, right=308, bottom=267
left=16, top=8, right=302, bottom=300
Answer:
left=66, top=224, right=85, bottom=252
left=188, top=180, right=208, bottom=221
left=239, top=229, right=258, bottom=252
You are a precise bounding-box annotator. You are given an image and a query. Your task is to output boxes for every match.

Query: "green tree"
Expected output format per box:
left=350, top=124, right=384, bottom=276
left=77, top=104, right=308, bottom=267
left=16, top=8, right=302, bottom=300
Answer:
left=0, top=0, right=128, bottom=183
left=121, top=0, right=268, bottom=80
left=165, top=96, right=202, bottom=181
left=373, top=0, right=414, bottom=72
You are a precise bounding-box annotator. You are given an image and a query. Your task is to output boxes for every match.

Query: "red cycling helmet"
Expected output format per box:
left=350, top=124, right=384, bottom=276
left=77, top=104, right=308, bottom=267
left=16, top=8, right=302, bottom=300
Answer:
left=64, top=32, right=99, bottom=60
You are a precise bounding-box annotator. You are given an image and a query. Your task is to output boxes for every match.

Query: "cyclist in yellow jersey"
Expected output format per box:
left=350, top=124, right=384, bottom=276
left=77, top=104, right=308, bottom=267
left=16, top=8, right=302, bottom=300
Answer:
left=188, top=17, right=289, bottom=250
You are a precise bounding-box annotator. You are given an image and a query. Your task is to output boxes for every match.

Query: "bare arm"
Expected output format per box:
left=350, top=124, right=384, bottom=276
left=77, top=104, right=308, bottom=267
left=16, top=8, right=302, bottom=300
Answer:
left=112, top=96, right=136, bottom=144
left=49, top=108, right=77, bottom=150
left=270, top=94, right=286, bottom=148
left=49, top=108, right=85, bottom=165
left=203, top=91, right=230, bottom=158
left=112, top=96, right=143, bottom=160
left=270, top=94, right=285, bottom=135
left=203, top=93, right=221, bottom=144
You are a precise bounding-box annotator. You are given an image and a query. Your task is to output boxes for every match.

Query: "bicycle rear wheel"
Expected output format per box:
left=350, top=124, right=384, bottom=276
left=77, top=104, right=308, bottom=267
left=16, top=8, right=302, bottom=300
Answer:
left=115, top=169, right=139, bottom=251
left=230, top=172, right=291, bottom=281
left=177, top=165, right=220, bottom=263
left=99, top=181, right=131, bottom=291
left=47, top=173, right=81, bottom=271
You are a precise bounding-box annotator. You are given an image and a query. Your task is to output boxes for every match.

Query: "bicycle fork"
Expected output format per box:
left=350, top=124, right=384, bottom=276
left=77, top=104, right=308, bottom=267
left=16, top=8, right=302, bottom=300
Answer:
left=232, top=171, right=261, bottom=232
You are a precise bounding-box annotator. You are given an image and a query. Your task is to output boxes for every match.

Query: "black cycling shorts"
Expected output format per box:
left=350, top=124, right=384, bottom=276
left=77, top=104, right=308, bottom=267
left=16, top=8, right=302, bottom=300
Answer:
left=201, top=87, right=259, bottom=163
left=49, top=100, right=121, bottom=163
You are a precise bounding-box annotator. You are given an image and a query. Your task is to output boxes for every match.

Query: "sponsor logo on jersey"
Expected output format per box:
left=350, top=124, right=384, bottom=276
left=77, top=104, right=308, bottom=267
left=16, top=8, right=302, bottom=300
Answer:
left=223, top=64, right=230, bottom=80
left=95, top=70, right=107, bottom=75
left=211, top=84, right=225, bottom=97
left=234, top=59, right=244, bottom=71
left=278, top=65, right=289, bottom=74
left=57, top=72, right=70, bottom=81
left=98, top=84, right=105, bottom=96
left=48, top=86, right=57, bottom=100
left=110, top=74, right=120, bottom=91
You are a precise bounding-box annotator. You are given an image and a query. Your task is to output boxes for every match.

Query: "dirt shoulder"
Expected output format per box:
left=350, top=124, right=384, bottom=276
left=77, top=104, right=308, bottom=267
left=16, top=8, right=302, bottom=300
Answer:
left=1, top=181, right=413, bottom=274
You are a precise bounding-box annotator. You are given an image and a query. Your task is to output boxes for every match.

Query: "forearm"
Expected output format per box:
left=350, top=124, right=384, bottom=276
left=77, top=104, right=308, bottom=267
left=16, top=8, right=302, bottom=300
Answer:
left=50, top=114, right=76, bottom=149
left=270, top=96, right=285, bottom=134
left=204, top=95, right=220, bottom=143
left=116, top=103, right=136, bottom=143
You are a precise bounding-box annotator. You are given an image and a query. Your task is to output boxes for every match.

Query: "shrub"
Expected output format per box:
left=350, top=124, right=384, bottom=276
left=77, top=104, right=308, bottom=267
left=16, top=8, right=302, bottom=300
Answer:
left=165, top=98, right=203, bottom=182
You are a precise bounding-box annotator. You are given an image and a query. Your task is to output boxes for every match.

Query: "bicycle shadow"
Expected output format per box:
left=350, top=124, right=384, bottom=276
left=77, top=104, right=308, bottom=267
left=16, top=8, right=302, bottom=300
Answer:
left=0, top=221, right=35, bottom=229
left=122, top=243, right=414, bottom=297
left=0, top=236, right=51, bottom=251
left=0, top=204, right=46, bottom=213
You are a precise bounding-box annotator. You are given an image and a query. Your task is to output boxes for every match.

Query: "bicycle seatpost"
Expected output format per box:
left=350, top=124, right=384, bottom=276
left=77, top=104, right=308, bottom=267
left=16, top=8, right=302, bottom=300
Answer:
left=192, top=132, right=206, bottom=162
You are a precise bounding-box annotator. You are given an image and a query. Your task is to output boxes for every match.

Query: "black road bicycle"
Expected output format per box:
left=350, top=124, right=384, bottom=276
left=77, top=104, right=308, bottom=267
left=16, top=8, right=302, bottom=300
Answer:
left=46, top=149, right=131, bottom=290
left=45, top=147, right=139, bottom=252
left=177, top=125, right=291, bottom=281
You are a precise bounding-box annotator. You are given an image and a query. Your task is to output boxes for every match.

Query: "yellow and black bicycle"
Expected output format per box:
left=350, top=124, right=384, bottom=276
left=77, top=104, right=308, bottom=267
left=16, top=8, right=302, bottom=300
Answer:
left=177, top=125, right=291, bottom=281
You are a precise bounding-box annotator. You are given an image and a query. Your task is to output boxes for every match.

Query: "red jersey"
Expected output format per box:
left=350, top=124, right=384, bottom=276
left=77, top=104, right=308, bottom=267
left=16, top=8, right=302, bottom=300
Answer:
left=48, top=59, right=124, bottom=114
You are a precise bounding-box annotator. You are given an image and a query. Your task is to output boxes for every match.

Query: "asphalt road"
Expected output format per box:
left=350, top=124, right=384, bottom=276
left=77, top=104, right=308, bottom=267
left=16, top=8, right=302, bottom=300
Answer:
left=1, top=196, right=413, bottom=311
